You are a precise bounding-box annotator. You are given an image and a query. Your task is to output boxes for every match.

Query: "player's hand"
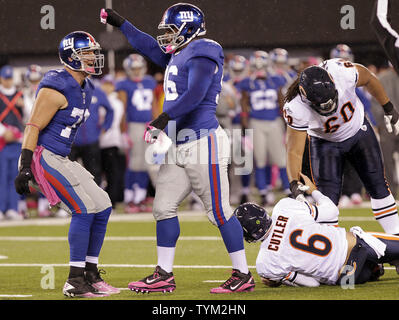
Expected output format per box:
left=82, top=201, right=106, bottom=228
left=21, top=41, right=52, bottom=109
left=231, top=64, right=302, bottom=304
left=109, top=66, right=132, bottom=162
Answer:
left=300, top=173, right=317, bottom=194
left=14, top=167, right=33, bottom=195
left=289, top=179, right=310, bottom=200
left=100, top=8, right=126, bottom=27
left=144, top=125, right=161, bottom=144
left=383, top=101, right=399, bottom=135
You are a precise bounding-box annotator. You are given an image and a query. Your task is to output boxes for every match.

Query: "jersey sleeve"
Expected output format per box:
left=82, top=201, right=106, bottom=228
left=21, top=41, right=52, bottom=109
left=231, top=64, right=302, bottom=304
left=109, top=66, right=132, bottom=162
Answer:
left=282, top=97, right=310, bottom=131
left=310, top=190, right=339, bottom=226
left=321, top=59, right=358, bottom=90
left=185, top=39, right=224, bottom=66
left=37, top=70, right=67, bottom=97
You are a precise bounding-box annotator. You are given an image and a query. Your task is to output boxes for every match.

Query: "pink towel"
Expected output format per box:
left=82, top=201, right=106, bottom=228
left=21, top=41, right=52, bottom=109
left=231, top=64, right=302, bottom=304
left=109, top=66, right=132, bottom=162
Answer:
left=31, top=146, right=61, bottom=206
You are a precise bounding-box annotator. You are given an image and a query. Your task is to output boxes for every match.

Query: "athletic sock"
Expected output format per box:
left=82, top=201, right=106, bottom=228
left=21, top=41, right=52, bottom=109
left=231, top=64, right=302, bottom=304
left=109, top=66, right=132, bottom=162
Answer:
left=156, top=217, right=180, bottom=273
left=218, top=216, right=249, bottom=274
left=86, top=207, right=112, bottom=258
left=68, top=213, right=95, bottom=275
left=371, top=194, right=399, bottom=234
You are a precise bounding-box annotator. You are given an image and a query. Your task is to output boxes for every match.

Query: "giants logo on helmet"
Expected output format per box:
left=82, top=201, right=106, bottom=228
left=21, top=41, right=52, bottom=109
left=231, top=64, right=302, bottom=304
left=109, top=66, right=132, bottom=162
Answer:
left=179, top=11, right=194, bottom=22
left=63, top=38, right=74, bottom=51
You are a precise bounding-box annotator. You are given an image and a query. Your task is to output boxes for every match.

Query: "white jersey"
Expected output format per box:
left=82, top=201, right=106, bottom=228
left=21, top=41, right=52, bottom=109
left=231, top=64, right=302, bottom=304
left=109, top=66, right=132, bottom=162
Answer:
left=283, top=58, right=364, bottom=142
left=255, top=196, right=348, bottom=285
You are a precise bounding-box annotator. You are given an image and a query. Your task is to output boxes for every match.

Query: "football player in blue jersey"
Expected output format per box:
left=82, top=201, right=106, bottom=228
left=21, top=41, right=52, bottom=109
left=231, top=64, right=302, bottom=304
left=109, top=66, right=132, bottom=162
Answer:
left=238, top=51, right=290, bottom=206
left=101, top=3, right=254, bottom=294
left=14, top=31, right=119, bottom=298
left=116, top=54, right=157, bottom=213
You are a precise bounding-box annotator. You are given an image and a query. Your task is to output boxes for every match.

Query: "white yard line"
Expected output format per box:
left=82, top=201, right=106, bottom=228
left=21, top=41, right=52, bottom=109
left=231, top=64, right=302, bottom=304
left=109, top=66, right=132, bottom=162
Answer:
left=0, top=263, right=257, bottom=269
left=0, top=236, right=221, bottom=241
left=0, top=295, right=33, bottom=298
left=0, top=263, right=395, bottom=272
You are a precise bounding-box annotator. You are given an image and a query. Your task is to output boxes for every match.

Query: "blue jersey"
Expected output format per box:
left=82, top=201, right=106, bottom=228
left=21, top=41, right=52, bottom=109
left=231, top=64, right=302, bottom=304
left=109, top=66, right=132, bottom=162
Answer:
left=74, top=86, right=114, bottom=146
left=115, top=75, right=156, bottom=123
left=163, top=39, right=224, bottom=143
left=236, top=77, right=281, bottom=121
left=37, top=69, right=94, bottom=157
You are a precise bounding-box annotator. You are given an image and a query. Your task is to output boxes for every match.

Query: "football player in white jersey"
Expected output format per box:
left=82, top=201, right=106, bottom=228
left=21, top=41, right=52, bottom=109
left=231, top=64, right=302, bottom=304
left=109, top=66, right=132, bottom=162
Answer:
left=283, top=59, right=399, bottom=235
left=236, top=174, right=399, bottom=287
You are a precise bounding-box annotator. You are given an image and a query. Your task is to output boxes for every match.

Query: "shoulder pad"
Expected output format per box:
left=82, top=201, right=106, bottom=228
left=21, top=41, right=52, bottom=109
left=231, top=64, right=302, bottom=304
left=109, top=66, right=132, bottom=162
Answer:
left=186, top=38, right=224, bottom=62
left=39, top=70, right=68, bottom=94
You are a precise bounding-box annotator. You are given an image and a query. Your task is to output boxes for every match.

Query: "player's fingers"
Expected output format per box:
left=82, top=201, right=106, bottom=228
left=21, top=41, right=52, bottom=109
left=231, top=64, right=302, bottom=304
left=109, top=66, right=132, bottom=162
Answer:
left=100, top=8, right=108, bottom=24
left=384, top=115, right=393, bottom=133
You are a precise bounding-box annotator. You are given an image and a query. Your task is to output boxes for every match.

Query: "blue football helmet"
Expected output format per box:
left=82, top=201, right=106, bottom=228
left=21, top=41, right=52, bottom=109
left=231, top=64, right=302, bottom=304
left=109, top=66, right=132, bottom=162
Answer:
left=299, top=65, right=338, bottom=116
left=157, top=3, right=206, bottom=53
left=234, top=202, right=272, bottom=243
left=330, top=44, right=354, bottom=62
left=123, top=54, right=147, bottom=80
left=250, top=50, right=269, bottom=78
left=228, top=55, right=248, bottom=81
left=270, top=48, right=289, bottom=65
left=25, top=64, right=43, bottom=83
left=59, top=31, right=104, bottom=75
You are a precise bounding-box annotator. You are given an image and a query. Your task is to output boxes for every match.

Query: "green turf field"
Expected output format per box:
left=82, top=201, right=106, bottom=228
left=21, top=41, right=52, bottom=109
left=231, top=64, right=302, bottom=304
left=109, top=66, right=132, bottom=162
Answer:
left=0, top=205, right=398, bottom=301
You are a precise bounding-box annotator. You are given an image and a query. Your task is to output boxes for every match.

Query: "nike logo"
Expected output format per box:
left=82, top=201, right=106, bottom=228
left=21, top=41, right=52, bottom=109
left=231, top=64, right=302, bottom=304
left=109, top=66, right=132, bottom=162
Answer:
left=230, top=282, right=242, bottom=291
left=145, top=277, right=159, bottom=284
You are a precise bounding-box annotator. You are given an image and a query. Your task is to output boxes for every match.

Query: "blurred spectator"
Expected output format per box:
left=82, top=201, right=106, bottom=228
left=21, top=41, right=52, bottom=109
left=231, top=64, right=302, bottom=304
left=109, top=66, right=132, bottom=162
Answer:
left=237, top=51, right=290, bottom=206
left=0, top=65, right=24, bottom=220
left=99, top=75, right=125, bottom=208
left=116, top=54, right=157, bottom=213
left=69, top=85, right=114, bottom=185
left=226, top=55, right=253, bottom=204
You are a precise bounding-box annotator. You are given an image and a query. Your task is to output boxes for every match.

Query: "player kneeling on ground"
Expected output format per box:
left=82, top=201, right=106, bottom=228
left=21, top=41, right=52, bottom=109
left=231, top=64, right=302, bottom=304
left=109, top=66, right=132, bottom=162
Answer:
left=235, top=174, right=399, bottom=287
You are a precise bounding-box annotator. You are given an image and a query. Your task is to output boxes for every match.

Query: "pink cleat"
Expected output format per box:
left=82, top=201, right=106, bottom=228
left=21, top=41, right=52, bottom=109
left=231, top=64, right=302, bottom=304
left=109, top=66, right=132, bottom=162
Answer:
left=210, top=269, right=255, bottom=294
left=86, top=269, right=120, bottom=295
left=128, top=266, right=176, bottom=293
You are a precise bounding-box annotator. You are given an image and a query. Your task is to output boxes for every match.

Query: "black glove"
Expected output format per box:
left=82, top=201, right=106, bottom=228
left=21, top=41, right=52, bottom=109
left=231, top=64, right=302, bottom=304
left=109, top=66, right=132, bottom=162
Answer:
left=150, top=112, right=171, bottom=131
left=100, top=8, right=126, bottom=28
left=14, top=149, right=34, bottom=195
left=289, top=179, right=309, bottom=200
left=144, top=112, right=171, bottom=143
left=383, top=101, right=399, bottom=135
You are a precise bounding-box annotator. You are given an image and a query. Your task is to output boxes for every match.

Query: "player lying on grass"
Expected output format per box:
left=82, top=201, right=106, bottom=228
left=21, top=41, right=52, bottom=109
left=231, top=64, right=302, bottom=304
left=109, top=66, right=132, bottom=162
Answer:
left=236, top=174, right=399, bottom=287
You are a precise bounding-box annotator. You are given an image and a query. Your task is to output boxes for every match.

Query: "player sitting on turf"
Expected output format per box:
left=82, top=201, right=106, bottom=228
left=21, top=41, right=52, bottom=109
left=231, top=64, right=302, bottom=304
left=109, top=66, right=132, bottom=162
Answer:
left=236, top=174, right=399, bottom=287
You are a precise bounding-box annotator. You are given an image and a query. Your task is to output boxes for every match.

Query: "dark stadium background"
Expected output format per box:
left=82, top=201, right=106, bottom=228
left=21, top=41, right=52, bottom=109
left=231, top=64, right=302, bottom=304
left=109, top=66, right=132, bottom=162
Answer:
left=0, top=0, right=398, bottom=75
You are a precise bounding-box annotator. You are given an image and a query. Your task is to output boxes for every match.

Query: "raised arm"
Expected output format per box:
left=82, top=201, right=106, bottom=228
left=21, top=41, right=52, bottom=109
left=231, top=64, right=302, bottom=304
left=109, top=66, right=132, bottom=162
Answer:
left=101, top=9, right=170, bottom=69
